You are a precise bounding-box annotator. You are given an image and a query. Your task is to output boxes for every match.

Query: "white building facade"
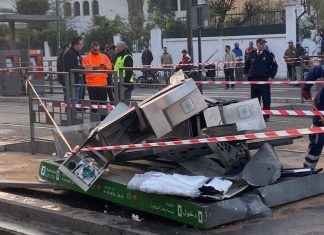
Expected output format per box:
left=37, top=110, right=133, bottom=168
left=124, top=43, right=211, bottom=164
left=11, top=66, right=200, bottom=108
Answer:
left=0, top=0, right=15, bottom=13
left=62, top=0, right=205, bottom=34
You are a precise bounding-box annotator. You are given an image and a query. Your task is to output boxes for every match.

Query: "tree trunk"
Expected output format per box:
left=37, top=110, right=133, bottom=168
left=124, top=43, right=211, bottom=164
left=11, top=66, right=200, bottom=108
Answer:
left=126, top=0, right=144, bottom=31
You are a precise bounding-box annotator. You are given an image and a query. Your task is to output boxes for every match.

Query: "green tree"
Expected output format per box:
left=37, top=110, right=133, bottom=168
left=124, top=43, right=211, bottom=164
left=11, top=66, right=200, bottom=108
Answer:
left=309, top=0, right=324, bottom=30
left=207, top=0, right=236, bottom=28
left=126, top=0, right=144, bottom=36
left=16, top=25, right=77, bottom=55
left=148, top=0, right=176, bottom=30
left=15, top=0, right=50, bottom=15
left=84, top=16, right=133, bottom=52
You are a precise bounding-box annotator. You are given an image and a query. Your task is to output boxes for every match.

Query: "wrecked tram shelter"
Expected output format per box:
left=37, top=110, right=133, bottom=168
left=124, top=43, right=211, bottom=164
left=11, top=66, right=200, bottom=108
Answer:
left=41, top=76, right=324, bottom=229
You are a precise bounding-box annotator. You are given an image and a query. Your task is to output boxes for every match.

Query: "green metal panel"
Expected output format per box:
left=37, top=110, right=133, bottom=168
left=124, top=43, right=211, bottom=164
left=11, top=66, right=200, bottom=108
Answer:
left=39, top=160, right=207, bottom=229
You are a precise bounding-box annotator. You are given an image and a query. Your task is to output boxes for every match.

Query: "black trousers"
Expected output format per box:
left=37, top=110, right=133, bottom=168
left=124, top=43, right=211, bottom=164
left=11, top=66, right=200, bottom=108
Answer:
left=251, top=84, right=271, bottom=118
left=107, top=76, right=114, bottom=103
left=224, top=68, right=235, bottom=88
left=87, top=86, right=107, bottom=102
left=287, top=64, right=296, bottom=81
left=87, top=86, right=108, bottom=121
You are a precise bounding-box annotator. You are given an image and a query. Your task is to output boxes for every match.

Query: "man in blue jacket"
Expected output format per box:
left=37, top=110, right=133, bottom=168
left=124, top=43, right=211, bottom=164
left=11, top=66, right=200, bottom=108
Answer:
left=301, top=65, right=324, bottom=168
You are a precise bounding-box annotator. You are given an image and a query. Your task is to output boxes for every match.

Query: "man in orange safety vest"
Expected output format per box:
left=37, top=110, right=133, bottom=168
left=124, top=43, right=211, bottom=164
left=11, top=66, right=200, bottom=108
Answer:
left=82, top=41, right=112, bottom=104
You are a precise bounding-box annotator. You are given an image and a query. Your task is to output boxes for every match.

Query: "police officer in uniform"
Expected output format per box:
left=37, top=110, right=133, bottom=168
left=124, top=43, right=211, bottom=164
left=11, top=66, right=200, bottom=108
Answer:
left=244, top=38, right=278, bottom=122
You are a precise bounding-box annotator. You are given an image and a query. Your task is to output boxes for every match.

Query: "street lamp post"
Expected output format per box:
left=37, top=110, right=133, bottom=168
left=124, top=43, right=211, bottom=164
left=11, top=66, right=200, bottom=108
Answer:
left=56, top=0, right=61, bottom=53
left=186, top=0, right=193, bottom=61
left=197, top=5, right=202, bottom=93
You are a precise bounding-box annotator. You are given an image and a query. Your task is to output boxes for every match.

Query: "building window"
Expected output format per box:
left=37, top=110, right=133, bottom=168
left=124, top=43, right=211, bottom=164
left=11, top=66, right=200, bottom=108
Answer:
left=74, top=1, right=81, bottom=16
left=180, top=0, right=198, bottom=10
left=64, top=2, right=72, bottom=17
left=92, top=0, right=99, bottom=15
left=83, top=1, right=90, bottom=16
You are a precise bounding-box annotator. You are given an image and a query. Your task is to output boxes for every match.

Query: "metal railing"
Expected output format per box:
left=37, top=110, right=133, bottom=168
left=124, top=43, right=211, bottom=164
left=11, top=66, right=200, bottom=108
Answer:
left=23, top=58, right=324, bottom=154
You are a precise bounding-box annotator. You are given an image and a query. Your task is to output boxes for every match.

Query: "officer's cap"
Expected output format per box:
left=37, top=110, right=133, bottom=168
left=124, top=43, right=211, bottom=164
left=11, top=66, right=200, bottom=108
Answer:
left=256, top=38, right=267, bottom=44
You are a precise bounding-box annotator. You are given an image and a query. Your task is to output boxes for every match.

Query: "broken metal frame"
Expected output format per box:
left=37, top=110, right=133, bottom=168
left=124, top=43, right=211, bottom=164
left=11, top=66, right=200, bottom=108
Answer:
left=39, top=160, right=324, bottom=229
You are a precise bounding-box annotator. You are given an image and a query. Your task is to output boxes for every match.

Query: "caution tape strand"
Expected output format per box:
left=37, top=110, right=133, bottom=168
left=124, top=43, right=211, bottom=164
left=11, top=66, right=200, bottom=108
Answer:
left=79, top=126, right=324, bottom=152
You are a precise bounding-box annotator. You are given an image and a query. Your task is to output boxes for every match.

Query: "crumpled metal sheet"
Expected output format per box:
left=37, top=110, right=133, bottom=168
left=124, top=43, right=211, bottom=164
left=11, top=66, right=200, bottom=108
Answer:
left=179, top=155, right=225, bottom=177
left=205, top=194, right=271, bottom=228
left=256, top=172, right=324, bottom=207
left=201, top=179, right=249, bottom=201
left=242, top=143, right=282, bottom=186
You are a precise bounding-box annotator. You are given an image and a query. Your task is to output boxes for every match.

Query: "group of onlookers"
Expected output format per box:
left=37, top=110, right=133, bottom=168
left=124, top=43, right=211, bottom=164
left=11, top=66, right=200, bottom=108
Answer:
left=57, top=36, right=134, bottom=121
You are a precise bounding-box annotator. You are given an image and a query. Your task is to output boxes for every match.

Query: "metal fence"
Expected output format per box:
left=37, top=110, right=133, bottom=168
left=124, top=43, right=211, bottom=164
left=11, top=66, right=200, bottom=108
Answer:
left=26, top=67, right=174, bottom=154
left=209, top=10, right=285, bottom=28
left=166, top=9, right=285, bottom=38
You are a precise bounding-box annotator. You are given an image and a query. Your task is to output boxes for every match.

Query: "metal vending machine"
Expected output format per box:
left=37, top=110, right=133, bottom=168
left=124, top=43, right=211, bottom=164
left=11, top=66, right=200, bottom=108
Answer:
left=0, top=50, right=23, bottom=96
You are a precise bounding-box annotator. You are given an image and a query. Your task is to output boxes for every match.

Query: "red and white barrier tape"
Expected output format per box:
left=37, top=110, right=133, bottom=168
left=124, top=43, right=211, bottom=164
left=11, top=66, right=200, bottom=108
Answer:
left=60, top=102, right=115, bottom=111
left=0, top=55, right=323, bottom=72
left=78, top=126, right=324, bottom=152
left=262, top=109, right=324, bottom=116
left=43, top=102, right=323, bottom=116
left=195, top=80, right=324, bottom=85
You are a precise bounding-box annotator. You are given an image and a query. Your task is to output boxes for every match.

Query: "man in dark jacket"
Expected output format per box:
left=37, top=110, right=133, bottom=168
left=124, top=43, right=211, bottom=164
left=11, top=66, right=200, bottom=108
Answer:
left=64, top=36, right=85, bottom=103
left=56, top=43, right=70, bottom=87
left=104, top=44, right=116, bottom=103
left=115, top=41, right=134, bottom=105
left=141, top=45, right=153, bottom=66
left=301, top=65, right=324, bottom=168
left=244, top=38, right=278, bottom=122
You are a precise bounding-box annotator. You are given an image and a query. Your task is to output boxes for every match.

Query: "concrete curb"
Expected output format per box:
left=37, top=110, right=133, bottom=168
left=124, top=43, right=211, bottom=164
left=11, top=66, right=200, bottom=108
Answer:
left=0, top=96, right=29, bottom=104
left=0, top=192, right=156, bottom=235
left=0, top=140, right=56, bottom=154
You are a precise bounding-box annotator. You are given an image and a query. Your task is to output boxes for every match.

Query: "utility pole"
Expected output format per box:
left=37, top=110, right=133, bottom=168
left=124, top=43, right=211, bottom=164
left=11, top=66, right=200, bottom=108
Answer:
left=56, top=0, right=61, bottom=53
left=197, top=5, right=202, bottom=93
left=186, top=0, right=193, bottom=61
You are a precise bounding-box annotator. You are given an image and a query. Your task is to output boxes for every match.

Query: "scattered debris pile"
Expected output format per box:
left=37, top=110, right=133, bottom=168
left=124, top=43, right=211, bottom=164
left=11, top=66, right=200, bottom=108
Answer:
left=50, top=74, right=324, bottom=228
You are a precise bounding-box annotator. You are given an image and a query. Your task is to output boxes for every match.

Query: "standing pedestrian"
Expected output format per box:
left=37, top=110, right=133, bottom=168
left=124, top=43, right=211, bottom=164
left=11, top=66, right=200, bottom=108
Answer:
left=244, top=38, right=278, bottom=122
left=232, top=42, right=243, bottom=80
left=141, top=45, right=153, bottom=66
left=56, top=43, right=70, bottom=95
left=315, top=29, right=324, bottom=56
left=232, top=42, right=243, bottom=60
left=244, top=41, right=256, bottom=61
left=82, top=41, right=112, bottom=120
left=115, top=41, right=134, bottom=105
left=160, top=47, right=173, bottom=82
left=301, top=65, right=324, bottom=169
left=284, top=40, right=297, bottom=81
left=223, top=45, right=236, bottom=89
left=105, top=44, right=117, bottom=66
left=295, top=42, right=306, bottom=81
left=64, top=36, right=85, bottom=104
left=178, top=49, right=192, bottom=76
left=104, top=44, right=117, bottom=103
left=141, top=45, right=153, bottom=78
